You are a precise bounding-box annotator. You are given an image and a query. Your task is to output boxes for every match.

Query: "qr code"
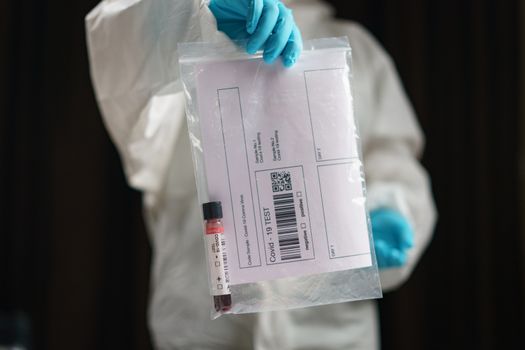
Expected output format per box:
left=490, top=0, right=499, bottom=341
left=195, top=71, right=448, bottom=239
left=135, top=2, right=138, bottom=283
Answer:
left=271, top=171, right=292, bottom=193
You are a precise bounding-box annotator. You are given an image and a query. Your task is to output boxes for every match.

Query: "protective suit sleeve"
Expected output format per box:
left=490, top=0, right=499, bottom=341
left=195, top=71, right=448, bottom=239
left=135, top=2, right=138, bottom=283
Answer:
left=349, top=24, right=437, bottom=291
left=85, top=0, right=226, bottom=204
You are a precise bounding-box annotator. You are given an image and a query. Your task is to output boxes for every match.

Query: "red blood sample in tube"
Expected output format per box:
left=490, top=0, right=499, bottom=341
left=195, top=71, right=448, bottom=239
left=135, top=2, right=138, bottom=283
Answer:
left=202, top=201, right=232, bottom=312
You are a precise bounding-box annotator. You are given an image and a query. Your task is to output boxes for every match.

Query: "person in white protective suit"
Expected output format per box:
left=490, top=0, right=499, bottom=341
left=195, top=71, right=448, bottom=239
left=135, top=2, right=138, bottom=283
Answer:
left=85, top=0, right=437, bottom=348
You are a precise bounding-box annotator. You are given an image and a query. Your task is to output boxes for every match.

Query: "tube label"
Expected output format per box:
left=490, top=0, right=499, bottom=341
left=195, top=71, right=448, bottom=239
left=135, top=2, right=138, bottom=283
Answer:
left=205, top=231, right=230, bottom=296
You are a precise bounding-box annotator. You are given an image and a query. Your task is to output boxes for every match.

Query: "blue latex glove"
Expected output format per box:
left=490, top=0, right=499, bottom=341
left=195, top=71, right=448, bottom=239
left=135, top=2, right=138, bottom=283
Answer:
left=208, top=0, right=303, bottom=67
left=370, top=208, right=414, bottom=269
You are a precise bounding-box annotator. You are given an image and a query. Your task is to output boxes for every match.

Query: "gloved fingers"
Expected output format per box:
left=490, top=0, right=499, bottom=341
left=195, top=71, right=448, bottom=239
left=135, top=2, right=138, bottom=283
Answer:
left=263, top=3, right=294, bottom=64
left=209, top=0, right=245, bottom=21
left=386, top=212, right=414, bottom=250
left=246, top=1, right=279, bottom=54
left=370, top=208, right=414, bottom=250
left=217, top=20, right=251, bottom=41
left=281, top=25, right=302, bottom=67
left=384, top=248, right=407, bottom=267
left=210, top=0, right=302, bottom=66
left=246, top=0, right=263, bottom=34
left=375, top=240, right=407, bottom=269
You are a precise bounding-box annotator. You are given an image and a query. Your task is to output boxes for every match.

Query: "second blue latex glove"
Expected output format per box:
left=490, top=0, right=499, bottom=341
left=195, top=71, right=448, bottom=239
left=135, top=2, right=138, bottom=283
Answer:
left=208, top=0, right=303, bottom=67
left=370, top=208, right=414, bottom=269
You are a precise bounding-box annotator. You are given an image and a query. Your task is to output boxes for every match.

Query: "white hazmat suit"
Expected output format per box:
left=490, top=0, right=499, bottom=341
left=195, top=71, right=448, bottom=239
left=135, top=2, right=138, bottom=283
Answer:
left=85, top=0, right=437, bottom=348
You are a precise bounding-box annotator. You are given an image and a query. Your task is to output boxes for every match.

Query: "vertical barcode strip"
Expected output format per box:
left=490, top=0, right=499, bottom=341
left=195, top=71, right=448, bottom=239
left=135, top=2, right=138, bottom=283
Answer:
left=273, top=193, right=301, bottom=261
left=221, top=238, right=230, bottom=283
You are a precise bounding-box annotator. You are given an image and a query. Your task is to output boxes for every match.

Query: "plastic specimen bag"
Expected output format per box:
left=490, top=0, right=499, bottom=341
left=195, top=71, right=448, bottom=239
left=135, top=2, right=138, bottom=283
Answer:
left=179, top=37, right=382, bottom=319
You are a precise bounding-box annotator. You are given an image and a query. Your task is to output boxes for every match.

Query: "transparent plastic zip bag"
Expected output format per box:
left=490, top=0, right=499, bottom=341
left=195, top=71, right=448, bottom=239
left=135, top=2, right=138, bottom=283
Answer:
left=179, top=37, right=382, bottom=319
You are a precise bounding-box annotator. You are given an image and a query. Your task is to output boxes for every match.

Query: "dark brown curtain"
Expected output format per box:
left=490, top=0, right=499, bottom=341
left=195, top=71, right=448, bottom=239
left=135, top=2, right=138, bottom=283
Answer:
left=326, top=0, right=525, bottom=349
left=1, top=0, right=523, bottom=349
left=0, top=0, right=151, bottom=349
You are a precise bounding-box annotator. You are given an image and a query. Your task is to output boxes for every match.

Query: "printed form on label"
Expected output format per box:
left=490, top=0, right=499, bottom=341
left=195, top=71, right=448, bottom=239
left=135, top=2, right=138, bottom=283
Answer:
left=195, top=50, right=372, bottom=286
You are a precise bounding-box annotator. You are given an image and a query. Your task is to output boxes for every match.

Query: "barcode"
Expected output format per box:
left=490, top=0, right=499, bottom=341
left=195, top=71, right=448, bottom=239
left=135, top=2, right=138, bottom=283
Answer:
left=221, top=239, right=230, bottom=283
left=273, top=192, right=301, bottom=261
left=271, top=171, right=292, bottom=193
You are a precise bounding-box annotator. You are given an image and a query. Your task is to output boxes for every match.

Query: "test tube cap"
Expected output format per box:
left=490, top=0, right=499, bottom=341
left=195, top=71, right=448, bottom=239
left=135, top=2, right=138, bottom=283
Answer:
left=202, top=201, right=223, bottom=220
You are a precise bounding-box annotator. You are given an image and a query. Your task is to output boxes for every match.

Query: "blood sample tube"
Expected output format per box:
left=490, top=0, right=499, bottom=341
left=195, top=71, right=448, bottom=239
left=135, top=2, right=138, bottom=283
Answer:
left=202, top=201, right=232, bottom=312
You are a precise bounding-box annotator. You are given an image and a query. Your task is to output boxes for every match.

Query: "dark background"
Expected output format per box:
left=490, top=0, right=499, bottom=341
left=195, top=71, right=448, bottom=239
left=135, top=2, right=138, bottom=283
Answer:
left=1, top=0, right=524, bottom=349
